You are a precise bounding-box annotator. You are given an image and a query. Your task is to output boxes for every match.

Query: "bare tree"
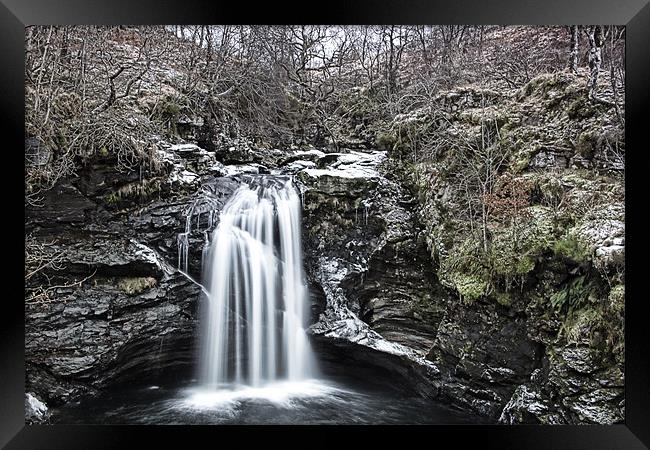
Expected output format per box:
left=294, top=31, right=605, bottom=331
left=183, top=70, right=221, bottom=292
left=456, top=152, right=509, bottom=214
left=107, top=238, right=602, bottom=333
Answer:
left=568, top=25, right=579, bottom=73
left=586, top=25, right=604, bottom=101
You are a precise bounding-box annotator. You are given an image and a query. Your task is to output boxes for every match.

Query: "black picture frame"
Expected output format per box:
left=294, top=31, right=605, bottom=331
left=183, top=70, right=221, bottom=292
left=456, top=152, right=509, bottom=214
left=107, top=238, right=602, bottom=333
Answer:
left=4, top=0, right=649, bottom=447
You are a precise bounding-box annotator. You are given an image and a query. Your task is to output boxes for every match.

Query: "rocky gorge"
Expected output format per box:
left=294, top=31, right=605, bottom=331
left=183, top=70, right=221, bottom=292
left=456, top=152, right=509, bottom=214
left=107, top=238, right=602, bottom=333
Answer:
left=24, top=26, right=625, bottom=426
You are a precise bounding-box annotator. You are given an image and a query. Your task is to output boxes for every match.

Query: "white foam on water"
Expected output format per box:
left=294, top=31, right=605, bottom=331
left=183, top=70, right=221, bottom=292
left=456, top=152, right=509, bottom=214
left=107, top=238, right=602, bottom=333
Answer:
left=182, top=379, right=344, bottom=410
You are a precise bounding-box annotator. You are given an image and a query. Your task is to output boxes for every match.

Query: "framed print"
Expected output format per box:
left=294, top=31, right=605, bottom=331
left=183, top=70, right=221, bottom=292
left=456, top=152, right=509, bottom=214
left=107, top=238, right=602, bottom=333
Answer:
left=3, top=0, right=649, bottom=447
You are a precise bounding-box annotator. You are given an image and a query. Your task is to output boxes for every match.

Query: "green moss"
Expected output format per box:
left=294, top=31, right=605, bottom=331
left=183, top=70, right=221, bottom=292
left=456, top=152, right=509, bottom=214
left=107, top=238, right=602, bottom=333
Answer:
left=495, top=291, right=514, bottom=307
left=151, top=95, right=184, bottom=136
left=561, top=306, right=606, bottom=346
left=553, top=233, right=591, bottom=264
left=117, top=277, right=157, bottom=295
left=608, top=284, right=624, bottom=314
left=160, top=99, right=181, bottom=118
left=515, top=255, right=537, bottom=274
left=450, top=273, right=488, bottom=304
left=512, top=153, right=532, bottom=172
left=532, top=174, right=565, bottom=208
left=105, top=192, right=120, bottom=205
left=519, top=72, right=573, bottom=100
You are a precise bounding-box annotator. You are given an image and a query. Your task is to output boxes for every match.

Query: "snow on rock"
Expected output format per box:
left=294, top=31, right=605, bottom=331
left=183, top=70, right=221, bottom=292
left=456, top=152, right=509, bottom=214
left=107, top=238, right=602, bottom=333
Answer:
left=574, top=203, right=625, bottom=268
left=297, top=151, right=387, bottom=196
left=300, top=151, right=387, bottom=180
left=129, top=239, right=176, bottom=277
left=170, top=169, right=199, bottom=185
left=156, top=143, right=215, bottom=187
left=25, top=392, right=49, bottom=424
left=301, top=167, right=374, bottom=179
left=169, top=143, right=202, bottom=152
left=277, top=160, right=317, bottom=174
left=293, top=149, right=326, bottom=159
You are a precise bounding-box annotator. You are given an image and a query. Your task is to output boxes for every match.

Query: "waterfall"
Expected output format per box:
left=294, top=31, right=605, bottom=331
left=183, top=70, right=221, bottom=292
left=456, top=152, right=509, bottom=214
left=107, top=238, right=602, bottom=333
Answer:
left=199, top=177, right=315, bottom=388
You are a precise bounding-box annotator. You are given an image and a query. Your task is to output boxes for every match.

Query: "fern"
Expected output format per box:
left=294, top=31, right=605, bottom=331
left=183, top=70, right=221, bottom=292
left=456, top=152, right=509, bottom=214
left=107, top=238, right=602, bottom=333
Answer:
left=550, top=275, right=594, bottom=313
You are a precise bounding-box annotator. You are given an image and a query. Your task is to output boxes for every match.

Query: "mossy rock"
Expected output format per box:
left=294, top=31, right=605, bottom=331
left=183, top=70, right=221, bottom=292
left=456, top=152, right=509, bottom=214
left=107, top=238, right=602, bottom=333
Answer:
left=527, top=173, right=565, bottom=208
left=608, top=284, right=624, bottom=314
left=519, top=72, right=575, bottom=100
left=553, top=233, right=591, bottom=265
left=448, top=272, right=488, bottom=304
left=117, top=277, right=157, bottom=295
left=566, top=95, right=598, bottom=120
left=575, top=130, right=597, bottom=158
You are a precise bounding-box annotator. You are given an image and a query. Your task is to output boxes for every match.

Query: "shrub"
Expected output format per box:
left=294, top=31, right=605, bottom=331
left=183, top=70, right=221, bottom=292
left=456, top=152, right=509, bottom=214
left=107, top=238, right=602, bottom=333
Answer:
left=567, top=95, right=597, bottom=120
left=575, top=130, right=596, bottom=158
left=376, top=131, right=396, bottom=151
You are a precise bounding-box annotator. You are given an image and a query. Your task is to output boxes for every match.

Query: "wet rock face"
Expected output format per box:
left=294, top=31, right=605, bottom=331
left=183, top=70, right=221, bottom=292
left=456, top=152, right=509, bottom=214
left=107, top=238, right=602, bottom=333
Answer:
left=347, top=236, right=445, bottom=354
left=498, top=383, right=564, bottom=424
left=126, top=176, right=241, bottom=280
left=544, top=345, right=624, bottom=424
left=296, top=150, right=454, bottom=403
left=26, top=183, right=98, bottom=225
left=427, top=301, right=542, bottom=418
left=25, top=233, right=202, bottom=406
left=497, top=345, right=624, bottom=425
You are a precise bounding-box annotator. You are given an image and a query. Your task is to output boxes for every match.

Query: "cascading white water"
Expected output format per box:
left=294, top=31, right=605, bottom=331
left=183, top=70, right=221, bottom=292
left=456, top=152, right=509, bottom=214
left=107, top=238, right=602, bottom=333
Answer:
left=199, top=177, right=315, bottom=389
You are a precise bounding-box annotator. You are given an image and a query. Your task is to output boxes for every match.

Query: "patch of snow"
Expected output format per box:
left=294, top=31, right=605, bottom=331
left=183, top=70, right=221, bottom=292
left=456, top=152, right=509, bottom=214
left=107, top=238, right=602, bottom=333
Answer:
left=223, top=165, right=261, bottom=176
left=299, top=150, right=386, bottom=180
left=129, top=239, right=175, bottom=276
left=131, top=240, right=162, bottom=265
left=170, top=169, right=199, bottom=185
left=302, top=167, right=376, bottom=179
left=293, top=149, right=326, bottom=158
left=26, top=393, right=47, bottom=416
left=170, top=143, right=202, bottom=152
left=283, top=160, right=317, bottom=173
left=210, top=163, right=264, bottom=177
left=156, top=147, right=181, bottom=164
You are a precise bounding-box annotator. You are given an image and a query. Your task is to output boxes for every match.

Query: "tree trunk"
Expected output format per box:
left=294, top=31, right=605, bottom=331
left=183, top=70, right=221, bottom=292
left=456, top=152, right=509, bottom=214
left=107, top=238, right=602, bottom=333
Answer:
left=569, top=25, right=579, bottom=73
left=587, top=26, right=603, bottom=100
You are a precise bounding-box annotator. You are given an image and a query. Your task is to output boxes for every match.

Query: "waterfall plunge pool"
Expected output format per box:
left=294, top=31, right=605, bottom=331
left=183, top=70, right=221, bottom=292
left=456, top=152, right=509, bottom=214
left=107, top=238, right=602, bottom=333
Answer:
left=50, top=376, right=485, bottom=424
